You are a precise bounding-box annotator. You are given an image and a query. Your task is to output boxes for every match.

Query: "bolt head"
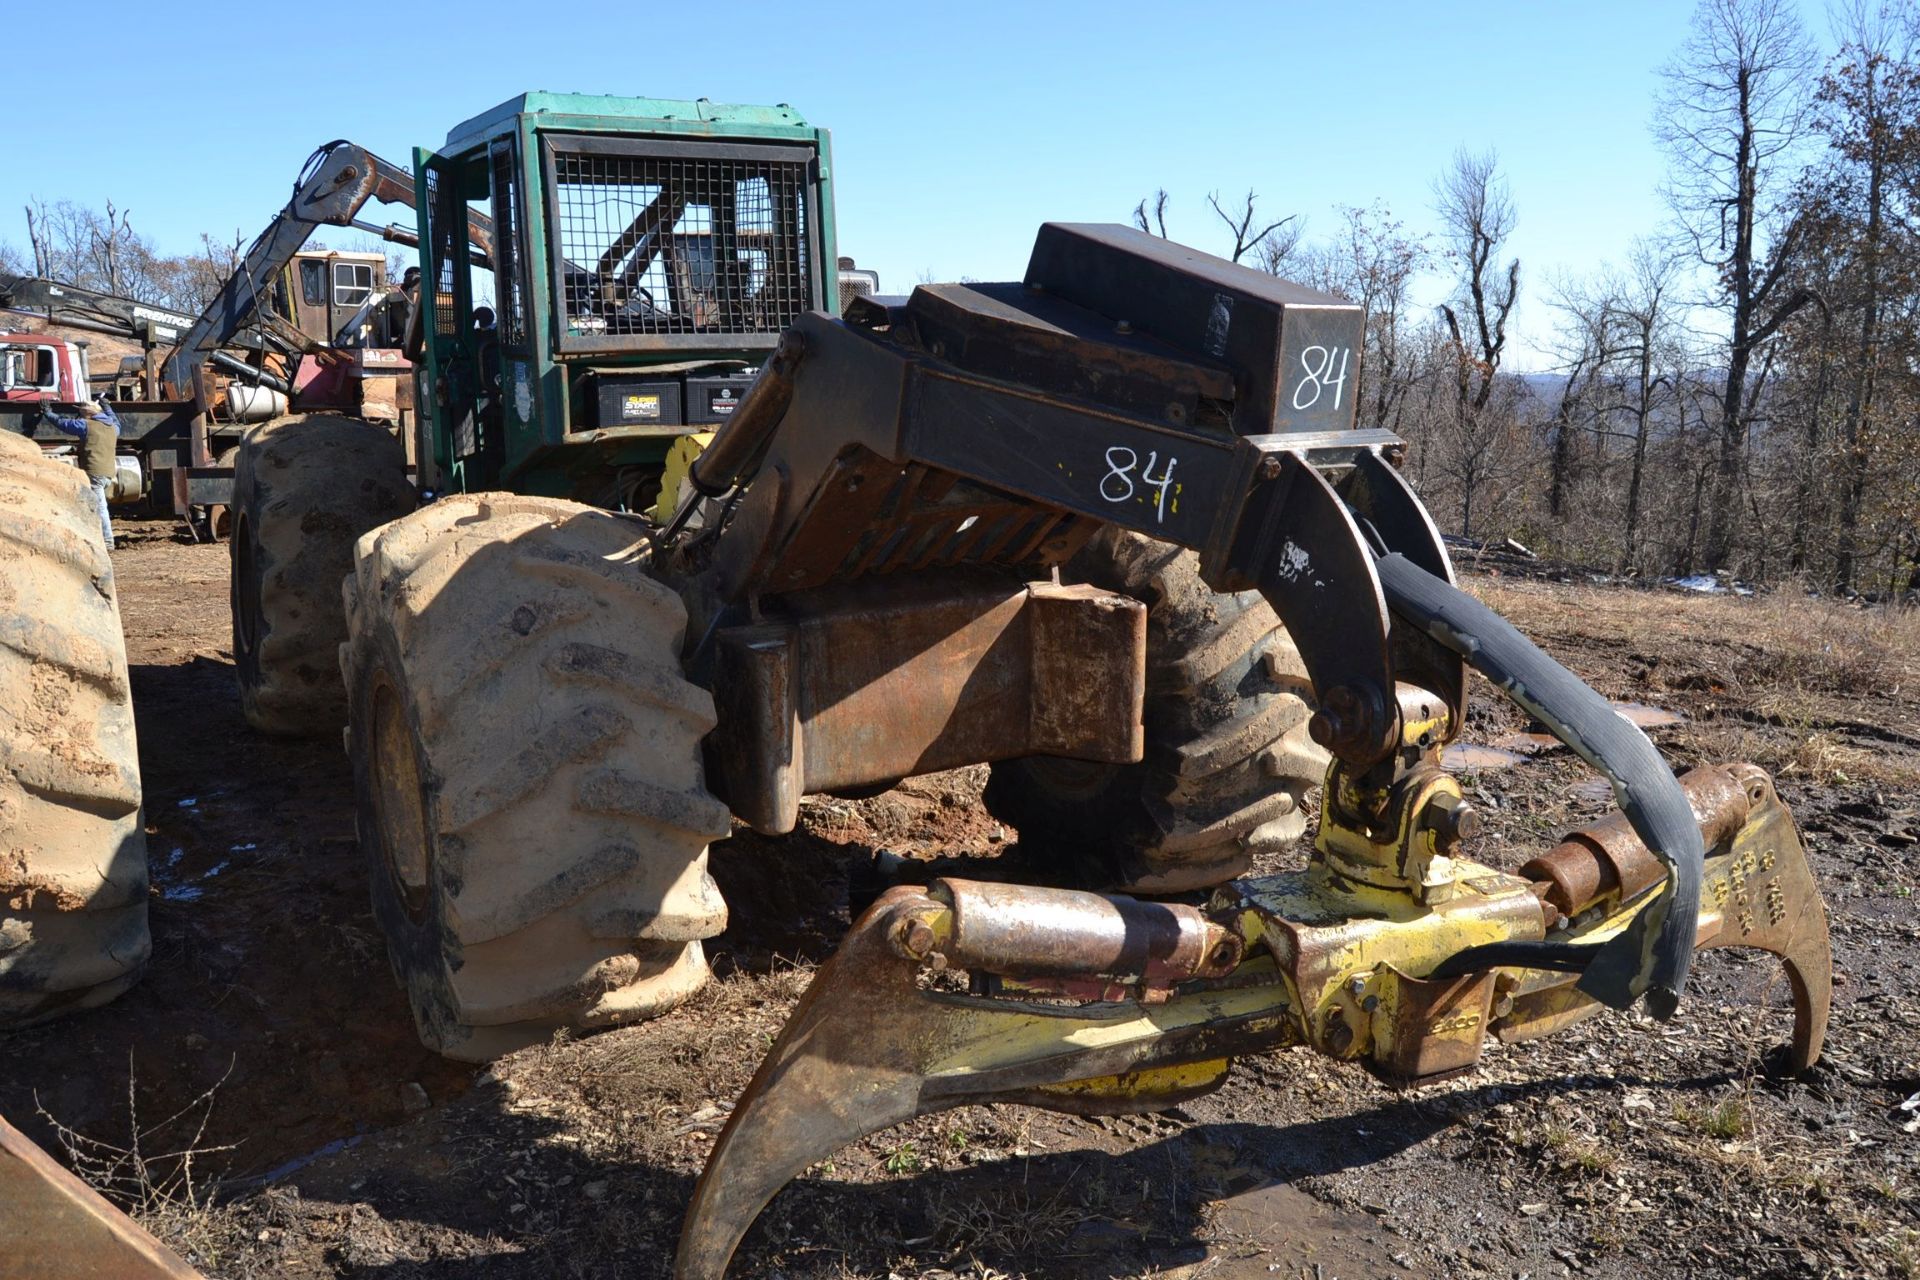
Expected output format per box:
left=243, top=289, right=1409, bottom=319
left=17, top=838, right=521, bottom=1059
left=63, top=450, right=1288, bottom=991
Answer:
left=1324, top=1010, right=1356, bottom=1055
left=1307, top=684, right=1377, bottom=756
left=892, top=915, right=937, bottom=961
left=1257, top=456, right=1284, bottom=481
left=1307, top=711, right=1335, bottom=748
left=1423, top=794, right=1483, bottom=844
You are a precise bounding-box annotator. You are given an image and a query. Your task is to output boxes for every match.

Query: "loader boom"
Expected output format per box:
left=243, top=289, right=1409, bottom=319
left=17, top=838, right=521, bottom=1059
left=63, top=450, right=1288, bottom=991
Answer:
left=159, top=141, right=493, bottom=397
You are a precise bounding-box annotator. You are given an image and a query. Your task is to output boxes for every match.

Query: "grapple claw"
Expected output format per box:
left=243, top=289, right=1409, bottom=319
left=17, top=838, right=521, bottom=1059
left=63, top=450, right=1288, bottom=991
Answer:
left=678, top=775, right=1830, bottom=1278
left=674, top=881, right=1293, bottom=1280
left=1499, top=763, right=1830, bottom=1071
left=1694, top=765, right=1830, bottom=1071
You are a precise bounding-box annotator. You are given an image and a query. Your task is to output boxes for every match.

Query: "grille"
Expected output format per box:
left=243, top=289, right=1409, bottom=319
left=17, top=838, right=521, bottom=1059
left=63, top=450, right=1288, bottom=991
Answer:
left=837, top=267, right=879, bottom=313
left=546, top=137, right=814, bottom=345
left=489, top=144, right=526, bottom=347
left=427, top=167, right=460, bottom=338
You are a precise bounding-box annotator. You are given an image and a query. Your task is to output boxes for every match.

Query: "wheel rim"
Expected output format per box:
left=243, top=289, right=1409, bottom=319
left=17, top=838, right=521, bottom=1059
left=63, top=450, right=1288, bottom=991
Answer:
left=369, top=673, right=432, bottom=923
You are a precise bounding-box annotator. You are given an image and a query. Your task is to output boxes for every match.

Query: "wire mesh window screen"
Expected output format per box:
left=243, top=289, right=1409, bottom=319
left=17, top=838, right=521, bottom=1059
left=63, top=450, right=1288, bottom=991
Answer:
left=489, top=146, right=527, bottom=348
left=547, top=140, right=813, bottom=342
left=428, top=167, right=461, bottom=338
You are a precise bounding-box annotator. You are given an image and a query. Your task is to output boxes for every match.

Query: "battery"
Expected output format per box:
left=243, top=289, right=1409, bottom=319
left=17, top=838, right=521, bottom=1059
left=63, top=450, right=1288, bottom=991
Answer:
left=595, top=377, right=684, bottom=429
left=686, top=374, right=758, bottom=425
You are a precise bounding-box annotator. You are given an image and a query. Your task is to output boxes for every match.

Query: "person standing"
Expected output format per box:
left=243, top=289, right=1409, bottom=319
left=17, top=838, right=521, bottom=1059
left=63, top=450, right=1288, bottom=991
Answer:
left=47, top=400, right=120, bottom=548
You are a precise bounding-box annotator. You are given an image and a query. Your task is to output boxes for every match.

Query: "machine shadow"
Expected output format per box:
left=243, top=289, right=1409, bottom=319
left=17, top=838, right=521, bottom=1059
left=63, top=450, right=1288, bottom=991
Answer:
left=321, top=1064, right=1755, bottom=1279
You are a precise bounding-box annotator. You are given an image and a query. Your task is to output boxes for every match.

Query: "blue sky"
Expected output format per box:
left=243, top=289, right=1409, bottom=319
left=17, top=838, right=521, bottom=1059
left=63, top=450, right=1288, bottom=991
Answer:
left=5, top=0, right=1835, bottom=369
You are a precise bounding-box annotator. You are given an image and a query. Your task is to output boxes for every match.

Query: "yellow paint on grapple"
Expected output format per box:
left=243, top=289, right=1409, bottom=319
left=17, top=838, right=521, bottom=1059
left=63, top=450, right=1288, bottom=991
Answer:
left=650, top=432, right=715, bottom=523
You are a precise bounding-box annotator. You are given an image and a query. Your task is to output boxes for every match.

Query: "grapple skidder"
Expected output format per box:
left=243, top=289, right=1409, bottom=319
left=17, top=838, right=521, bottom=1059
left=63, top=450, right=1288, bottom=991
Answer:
left=189, top=93, right=1829, bottom=1280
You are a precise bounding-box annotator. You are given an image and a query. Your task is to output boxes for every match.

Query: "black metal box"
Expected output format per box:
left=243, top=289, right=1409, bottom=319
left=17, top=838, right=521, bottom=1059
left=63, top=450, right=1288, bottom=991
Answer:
left=595, top=377, right=684, bottom=429
left=686, top=374, right=758, bottom=425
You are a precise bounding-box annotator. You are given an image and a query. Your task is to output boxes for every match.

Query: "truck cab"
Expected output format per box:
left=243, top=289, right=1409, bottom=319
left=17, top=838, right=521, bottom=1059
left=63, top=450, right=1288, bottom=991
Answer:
left=408, top=92, right=840, bottom=507
left=0, top=333, right=89, bottom=406
left=266, top=249, right=392, bottom=347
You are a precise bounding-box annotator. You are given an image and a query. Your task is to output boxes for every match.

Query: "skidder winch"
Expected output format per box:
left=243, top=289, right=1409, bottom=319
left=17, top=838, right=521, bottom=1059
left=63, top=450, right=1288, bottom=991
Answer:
left=662, top=226, right=1831, bottom=1277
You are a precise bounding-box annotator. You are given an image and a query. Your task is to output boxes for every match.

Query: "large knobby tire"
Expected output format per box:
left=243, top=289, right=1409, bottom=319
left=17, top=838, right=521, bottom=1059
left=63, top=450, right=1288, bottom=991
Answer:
left=0, top=430, right=149, bottom=1026
left=342, top=493, right=731, bottom=1061
left=984, top=529, right=1328, bottom=892
left=231, top=415, right=411, bottom=735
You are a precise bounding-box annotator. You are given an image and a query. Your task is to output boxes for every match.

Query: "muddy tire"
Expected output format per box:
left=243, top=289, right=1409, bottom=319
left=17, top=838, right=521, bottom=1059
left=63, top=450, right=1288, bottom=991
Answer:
left=342, top=493, right=730, bottom=1061
left=0, top=430, right=149, bottom=1027
left=984, top=529, right=1327, bottom=892
left=231, top=415, right=411, bottom=736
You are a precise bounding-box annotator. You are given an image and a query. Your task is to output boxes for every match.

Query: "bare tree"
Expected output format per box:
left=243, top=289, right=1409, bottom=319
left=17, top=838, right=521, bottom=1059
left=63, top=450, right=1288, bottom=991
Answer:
left=1253, top=220, right=1306, bottom=277
left=1656, top=0, right=1821, bottom=571
left=1433, top=149, right=1521, bottom=537
left=1132, top=189, right=1170, bottom=238
left=7, top=198, right=237, bottom=312
left=1539, top=274, right=1613, bottom=523
left=1818, top=3, right=1918, bottom=591
left=1605, top=244, right=1685, bottom=568
left=1207, top=190, right=1297, bottom=266
left=24, top=199, right=57, bottom=278
left=1304, top=204, right=1429, bottom=432
left=90, top=201, right=136, bottom=296
left=1434, top=148, right=1520, bottom=412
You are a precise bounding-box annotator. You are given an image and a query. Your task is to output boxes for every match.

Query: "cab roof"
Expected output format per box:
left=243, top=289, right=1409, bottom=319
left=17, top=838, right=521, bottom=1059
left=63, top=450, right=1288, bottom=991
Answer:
left=443, top=91, right=816, bottom=155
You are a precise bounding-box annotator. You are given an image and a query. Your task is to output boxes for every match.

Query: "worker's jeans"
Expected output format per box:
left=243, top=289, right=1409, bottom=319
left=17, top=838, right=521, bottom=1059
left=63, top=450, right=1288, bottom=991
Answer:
left=89, top=476, right=114, bottom=549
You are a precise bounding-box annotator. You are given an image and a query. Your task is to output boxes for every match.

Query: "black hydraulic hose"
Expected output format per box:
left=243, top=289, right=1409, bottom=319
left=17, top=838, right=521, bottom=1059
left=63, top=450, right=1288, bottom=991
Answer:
left=1429, top=940, right=1601, bottom=979
left=1372, top=553, right=1702, bottom=1019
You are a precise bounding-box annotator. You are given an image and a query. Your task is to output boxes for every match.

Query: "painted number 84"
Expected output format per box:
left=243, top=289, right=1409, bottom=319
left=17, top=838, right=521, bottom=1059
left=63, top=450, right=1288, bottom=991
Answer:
left=1290, top=344, right=1352, bottom=412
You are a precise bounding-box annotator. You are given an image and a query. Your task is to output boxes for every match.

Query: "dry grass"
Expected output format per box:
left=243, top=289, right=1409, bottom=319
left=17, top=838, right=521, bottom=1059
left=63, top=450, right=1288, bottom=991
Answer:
left=35, top=1056, right=249, bottom=1267
left=1672, top=1095, right=1750, bottom=1141
left=1471, top=577, right=1920, bottom=695
left=919, top=1179, right=1084, bottom=1262
left=1471, top=577, right=1920, bottom=787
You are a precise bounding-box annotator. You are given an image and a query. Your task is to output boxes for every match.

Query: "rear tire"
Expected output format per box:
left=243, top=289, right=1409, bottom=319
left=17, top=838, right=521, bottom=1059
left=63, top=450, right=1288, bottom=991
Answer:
left=984, top=529, right=1327, bottom=892
left=230, top=415, right=411, bottom=736
left=0, top=430, right=149, bottom=1026
left=342, top=494, right=731, bottom=1061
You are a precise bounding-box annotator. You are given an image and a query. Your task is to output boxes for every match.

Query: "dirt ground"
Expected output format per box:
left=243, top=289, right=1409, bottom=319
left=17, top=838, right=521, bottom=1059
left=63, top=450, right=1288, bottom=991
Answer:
left=5, top=518, right=1918, bottom=1279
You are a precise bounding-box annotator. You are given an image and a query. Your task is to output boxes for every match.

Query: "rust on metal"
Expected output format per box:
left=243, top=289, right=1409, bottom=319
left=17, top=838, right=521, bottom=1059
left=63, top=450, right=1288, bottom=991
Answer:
left=932, top=878, right=1239, bottom=991
left=1500, top=764, right=1830, bottom=1071
left=0, top=1113, right=204, bottom=1279
left=676, top=763, right=1830, bottom=1278
left=1372, top=967, right=1499, bottom=1083
left=1522, top=763, right=1756, bottom=920
left=706, top=573, right=1145, bottom=834
left=673, top=884, right=1294, bottom=1280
